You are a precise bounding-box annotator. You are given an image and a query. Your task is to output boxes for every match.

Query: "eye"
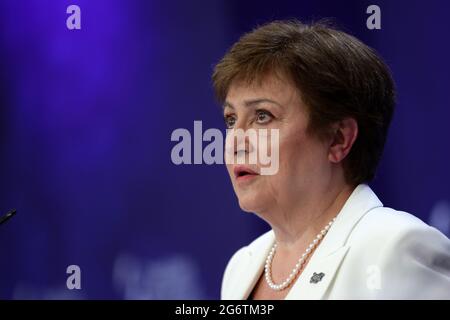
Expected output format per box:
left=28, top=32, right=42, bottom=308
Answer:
left=224, top=114, right=236, bottom=129
left=255, top=110, right=273, bottom=124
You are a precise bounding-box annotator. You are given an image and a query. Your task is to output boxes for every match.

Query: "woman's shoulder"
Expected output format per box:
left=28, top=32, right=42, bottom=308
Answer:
left=223, top=230, right=274, bottom=269
left=346, top=206, right=450, bottom=265
left=350, top=206, right=448, bottom=246
left=340, top=207, right=450, bottom=298
left=221, top=230, right=274, bottom=299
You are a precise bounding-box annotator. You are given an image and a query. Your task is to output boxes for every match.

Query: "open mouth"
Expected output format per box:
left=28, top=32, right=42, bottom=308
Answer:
left=233, top=165, right=259, bottom=180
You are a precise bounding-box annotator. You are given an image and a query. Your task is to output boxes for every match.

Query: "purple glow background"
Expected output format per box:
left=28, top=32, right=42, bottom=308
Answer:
left=0, top=0, right=449, bottom=299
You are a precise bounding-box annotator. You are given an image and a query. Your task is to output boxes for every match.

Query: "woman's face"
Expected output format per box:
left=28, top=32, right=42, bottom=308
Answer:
left=223, top=74, right=332, bottom=216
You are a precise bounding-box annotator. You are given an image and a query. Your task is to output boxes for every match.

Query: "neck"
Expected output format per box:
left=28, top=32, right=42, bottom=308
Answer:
left=266, top=182, right=355, bottom=253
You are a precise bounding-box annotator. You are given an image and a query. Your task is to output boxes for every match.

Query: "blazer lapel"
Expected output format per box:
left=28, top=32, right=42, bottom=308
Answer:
left=285, top=245, right=350, bottom=299
left=287, top=184, right=383, bottom=299
left=231, top=231, right=275, bottom=300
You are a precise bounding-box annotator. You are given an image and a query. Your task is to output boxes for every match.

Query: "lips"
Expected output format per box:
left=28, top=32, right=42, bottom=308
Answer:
left=233, top=165, right=259, bottom=182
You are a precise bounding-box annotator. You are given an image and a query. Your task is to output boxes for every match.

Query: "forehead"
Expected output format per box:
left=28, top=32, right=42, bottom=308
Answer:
left=225, top=73, right=301, bottom=107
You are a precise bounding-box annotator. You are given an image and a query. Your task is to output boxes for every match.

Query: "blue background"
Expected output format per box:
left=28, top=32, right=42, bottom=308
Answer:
left=0, top=0, right=449, bottom=299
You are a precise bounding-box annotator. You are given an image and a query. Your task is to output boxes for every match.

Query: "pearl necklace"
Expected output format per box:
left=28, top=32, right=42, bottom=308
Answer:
left=264, top=217, right=337, bottom=291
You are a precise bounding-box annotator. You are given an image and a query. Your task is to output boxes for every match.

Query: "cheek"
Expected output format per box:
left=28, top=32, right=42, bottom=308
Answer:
left=225, top=164, right=232, bottom=177
left=278, top=132, right=325, bottom=174
left=279, top=131, right=306, bottom=162
left=226, top=163, right=234, bottom=179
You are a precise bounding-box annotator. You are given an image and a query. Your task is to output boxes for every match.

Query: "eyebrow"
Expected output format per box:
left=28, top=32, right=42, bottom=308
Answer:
left=223, top=98, right=283, bottom=110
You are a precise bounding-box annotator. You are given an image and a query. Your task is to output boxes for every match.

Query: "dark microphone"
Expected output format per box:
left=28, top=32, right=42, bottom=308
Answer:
left=0, top=209, right=17, bottom=226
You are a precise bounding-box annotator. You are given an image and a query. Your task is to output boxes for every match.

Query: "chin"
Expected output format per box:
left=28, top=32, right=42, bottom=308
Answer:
left=237, top=193, right=269, bottom=214
left=238, top=201, right=254, bottom=213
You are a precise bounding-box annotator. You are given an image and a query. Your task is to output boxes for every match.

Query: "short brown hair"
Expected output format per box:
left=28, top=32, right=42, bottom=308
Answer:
left=212, top=20, right=395, bottom=185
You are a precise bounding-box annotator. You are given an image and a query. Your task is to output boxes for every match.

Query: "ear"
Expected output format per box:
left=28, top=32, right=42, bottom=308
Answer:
left=328, top=118, right=358, bottom=164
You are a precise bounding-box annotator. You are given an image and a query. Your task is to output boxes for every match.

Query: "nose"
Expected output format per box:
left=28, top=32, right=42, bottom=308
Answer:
left=225, top=125, right=257, bottom=165
left=235, top=125, right=249, bottom=155
left=226, top=126, right=251, bottom=153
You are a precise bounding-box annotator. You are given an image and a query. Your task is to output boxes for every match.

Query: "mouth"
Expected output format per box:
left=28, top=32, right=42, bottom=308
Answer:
left=233, top=165, right=259, bottom=183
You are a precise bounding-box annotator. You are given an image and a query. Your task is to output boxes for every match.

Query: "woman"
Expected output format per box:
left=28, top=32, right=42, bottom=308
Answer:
left=212, top=20, right=450, bottom=299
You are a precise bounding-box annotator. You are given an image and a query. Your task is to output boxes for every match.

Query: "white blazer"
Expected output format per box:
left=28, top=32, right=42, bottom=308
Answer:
left=221, top=184, right=450, bottom=299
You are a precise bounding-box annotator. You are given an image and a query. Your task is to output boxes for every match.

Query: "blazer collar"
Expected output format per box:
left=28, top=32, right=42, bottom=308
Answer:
left=232, top=183, right=383, bottom=300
